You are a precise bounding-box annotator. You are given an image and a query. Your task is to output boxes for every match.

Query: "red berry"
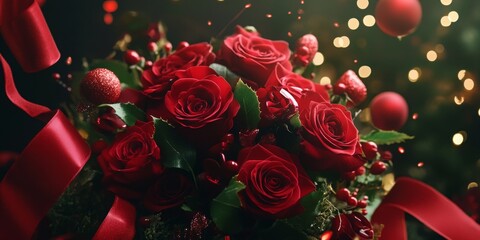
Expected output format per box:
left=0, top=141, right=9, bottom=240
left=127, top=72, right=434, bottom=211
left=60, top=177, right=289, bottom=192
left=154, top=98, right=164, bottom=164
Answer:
left=145, top=60, right=153, bottom=68
left=336, top=188, right=351, bottom=201
left=370, top=161, right=387, bottom=175
left=223, top=161, right=239, bottom=178
left=357, top=200, right=368, bottom=208
left=361, top=141, right=378, bottom=160
left=342, top=171, right=356, bottom=181
left=361, top=209, right=368, bottom=215
left=147, top=42, right=158, bottom=52
left=324, top=84, right=333, bottom=90
left=124, top=50, right=141, bottom=65
left=355, top=166, right=366, bottom=176
left=164, top=41, right=173, bottom=54
left=347, top=196, right=358, bottom=207
left=52, top=73, right=61, bottom=81
left=177, top=41, right=190, bottom=50
left=333, top=82, right=347, bottom=95
left=381, top=150, right=393, bottom=161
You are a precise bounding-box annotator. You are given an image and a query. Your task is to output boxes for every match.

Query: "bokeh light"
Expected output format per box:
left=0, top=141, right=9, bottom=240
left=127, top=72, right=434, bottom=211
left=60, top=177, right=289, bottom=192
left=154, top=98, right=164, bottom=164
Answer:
left=358, top=65, right=372, bottom=78
left=348, top=18, right=360, bottom=30
left=363, top=15, right=375, bottom=27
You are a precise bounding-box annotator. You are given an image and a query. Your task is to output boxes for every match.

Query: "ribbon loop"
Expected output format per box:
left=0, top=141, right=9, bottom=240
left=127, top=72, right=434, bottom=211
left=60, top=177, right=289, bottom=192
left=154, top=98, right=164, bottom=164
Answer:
left=93, top=197, right=136, bottom=240
left=372, top=177, right=480, bottom=240
left=0, top=0, right=60, bottom=72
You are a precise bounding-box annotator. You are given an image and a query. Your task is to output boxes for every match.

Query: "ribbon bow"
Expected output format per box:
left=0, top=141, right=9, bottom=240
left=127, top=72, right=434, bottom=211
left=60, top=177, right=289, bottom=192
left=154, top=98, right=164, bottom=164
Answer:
left=0, top=0, right=135, bottom=239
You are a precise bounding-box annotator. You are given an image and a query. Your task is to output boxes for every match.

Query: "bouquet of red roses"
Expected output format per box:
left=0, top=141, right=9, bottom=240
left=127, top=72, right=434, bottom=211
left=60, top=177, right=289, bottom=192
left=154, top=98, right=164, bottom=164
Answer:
left=52, top=23, right=413, bottom=240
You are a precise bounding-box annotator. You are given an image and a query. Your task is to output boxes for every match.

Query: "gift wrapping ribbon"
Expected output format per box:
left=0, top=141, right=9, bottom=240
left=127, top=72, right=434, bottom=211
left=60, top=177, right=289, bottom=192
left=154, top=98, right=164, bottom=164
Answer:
left=372, top=177, right=480, bottom=240
left=0, top=0, right=135, bottom=239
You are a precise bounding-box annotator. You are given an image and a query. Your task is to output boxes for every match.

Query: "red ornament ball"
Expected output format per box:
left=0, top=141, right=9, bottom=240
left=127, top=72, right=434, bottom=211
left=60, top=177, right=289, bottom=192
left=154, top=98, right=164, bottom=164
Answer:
left=370, top=91, right=408, bottom=130
left=80, top=68, right=121, bottom=104
left=375, top=0, right=422, bottom=37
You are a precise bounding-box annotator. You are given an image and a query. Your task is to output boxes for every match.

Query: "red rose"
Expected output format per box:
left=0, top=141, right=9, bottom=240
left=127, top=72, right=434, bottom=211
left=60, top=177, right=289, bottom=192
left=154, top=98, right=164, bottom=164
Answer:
left=163, top=66, right=240, bottom=148
left=141, top=42, right=215, bottom=99
left=217, top=26, right=292, bottom=87
left=331, top=212, right=374, bottom=240
left=265, top=63, right=328, bottom=101
left=98, top=121, right=163, bottom=199
left=257, top=86, right=298, bottom=125
left=144, top=170, right=193, bottom=212
left=299, top=93, right=365, bottom=172
left=237, top=144, right=315, bottom=218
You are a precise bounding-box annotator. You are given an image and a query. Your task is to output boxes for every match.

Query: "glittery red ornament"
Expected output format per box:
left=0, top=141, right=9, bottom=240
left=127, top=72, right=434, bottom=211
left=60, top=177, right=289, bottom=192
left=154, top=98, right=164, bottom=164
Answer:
left=80, top=68, right=121, bottom=104
left=370, top=91, right=408, bottom=130
left=375, top=0, right=422, bottom=37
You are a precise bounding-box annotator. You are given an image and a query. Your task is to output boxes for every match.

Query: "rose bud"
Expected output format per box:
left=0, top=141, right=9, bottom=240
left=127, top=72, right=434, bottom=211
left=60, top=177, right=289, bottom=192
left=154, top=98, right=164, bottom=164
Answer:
left=257, top=86, right=298, bottom=125
left=331, top=212, right=374, bottom=240
left=293, top=34, right=318, bottom=66
left=333, top=70, right=367, bottom=107
left=361, top=141, right=378, bottom=160
left=93, top=108, right=126, bottom=133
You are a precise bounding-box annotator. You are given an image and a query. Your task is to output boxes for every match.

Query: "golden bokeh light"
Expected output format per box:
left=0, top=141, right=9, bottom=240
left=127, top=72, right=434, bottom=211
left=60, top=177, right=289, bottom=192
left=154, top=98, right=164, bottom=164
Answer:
left=452, top=133, right=464, bottom=146
left=363, top=15, right=376, bottom=27
left=458, top=70, right=466, bottom=80
left=320, top=76, right=331, bottom=85
left=357, top=0, right=369, bottom=10
left=441, top=16, right=452, bottom=27
left=358, top=65, right=372, bottom=78
left=448, top=11, right=459, bottom=22
left=348, top=18, right=360, bottom=30
left=441, top=0, right=453, bottom=6
left=426, top=50, right=438, bottom=62
left=464, top=78, right=474, bottom=91
left=312, top=52, right=325, bottom=66
left=408, top=68, right=421, bottom=82
left=454, top=96, right=464, bottom=105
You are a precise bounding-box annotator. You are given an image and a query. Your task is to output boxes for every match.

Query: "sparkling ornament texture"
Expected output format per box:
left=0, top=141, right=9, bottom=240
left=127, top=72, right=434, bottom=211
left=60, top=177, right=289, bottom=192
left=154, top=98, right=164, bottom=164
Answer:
left=80, top=68, right=121, bottom=104
left=375, top=0, right=422, bottom=37
left=334, top=70, right=367, bottom=106
left=370, top=91, right=408, bottom=130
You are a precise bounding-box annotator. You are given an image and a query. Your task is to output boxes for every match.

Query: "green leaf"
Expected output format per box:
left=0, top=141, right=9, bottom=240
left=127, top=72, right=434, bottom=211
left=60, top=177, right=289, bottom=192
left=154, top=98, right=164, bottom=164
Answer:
left=361, top=130, right=414, bottom=145
left=287, top=190, right=325, bottom=228
left=289, top=113, right=302, bottom=129
left=209, top=63, right=240, bottom=89
left=153, top=118, right=197, bottom=187
left=99, top=103, right=146, bottom=126
left=90, top=59, right=141, bottom=89
left=234, top=80, right=261, bottom=130
left=210, top=178, right=247, bottom=234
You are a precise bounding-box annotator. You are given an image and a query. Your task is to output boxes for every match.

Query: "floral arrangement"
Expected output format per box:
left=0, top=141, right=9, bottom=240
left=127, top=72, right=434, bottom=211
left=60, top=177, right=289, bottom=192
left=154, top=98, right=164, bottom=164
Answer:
left=52, top=23, right=415, bottom=240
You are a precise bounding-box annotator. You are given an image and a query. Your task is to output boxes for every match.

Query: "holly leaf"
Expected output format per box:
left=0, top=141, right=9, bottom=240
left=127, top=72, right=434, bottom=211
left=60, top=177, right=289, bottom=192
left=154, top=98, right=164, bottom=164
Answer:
left=234, top=80, right=261, bottom=130
left=99, top=103, right=146, bottom=126
left=210, top=178, right=247, bottom=234
left=90, top=59, right=141, bottom=89
left=361, top=130, right=414, bottom=145
left=153, top=118, right=197, bottom=187
left=209, top=63, right=240, bottom=89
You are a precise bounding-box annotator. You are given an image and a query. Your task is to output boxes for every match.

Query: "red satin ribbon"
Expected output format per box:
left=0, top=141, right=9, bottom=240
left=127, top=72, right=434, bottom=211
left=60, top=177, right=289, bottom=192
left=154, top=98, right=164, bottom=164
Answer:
left=93, top=196, right=137, bottom=240
left=372, top=177, right=480, bottom=240
left=0, top=0, right=135, bottom=239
